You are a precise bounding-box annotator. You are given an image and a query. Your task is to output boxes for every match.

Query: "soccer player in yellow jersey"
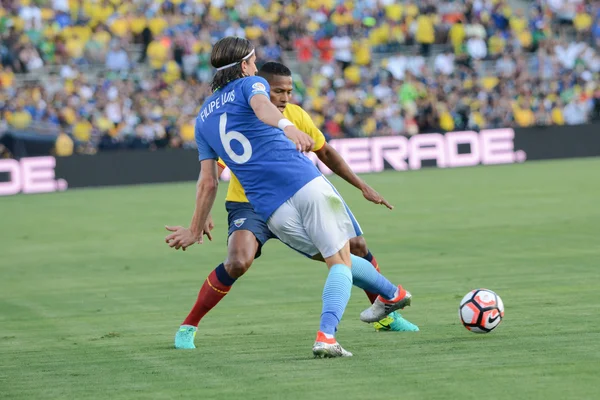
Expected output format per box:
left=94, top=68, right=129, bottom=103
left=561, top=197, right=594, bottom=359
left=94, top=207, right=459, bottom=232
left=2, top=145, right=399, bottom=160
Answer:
left=175, top=63, right=418, bottom=345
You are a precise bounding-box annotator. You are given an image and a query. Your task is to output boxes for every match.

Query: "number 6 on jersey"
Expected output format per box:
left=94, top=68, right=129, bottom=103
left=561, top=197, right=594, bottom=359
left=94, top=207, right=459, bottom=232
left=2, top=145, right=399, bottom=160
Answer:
left=219, top=113, right=252, bottom=164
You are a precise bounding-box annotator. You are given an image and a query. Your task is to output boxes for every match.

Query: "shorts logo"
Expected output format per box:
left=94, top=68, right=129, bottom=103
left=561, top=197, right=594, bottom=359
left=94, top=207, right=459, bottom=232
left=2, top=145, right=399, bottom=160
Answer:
left=251, top=82, right=266, bottom=93
left=233, top=218, right=247, bottom=228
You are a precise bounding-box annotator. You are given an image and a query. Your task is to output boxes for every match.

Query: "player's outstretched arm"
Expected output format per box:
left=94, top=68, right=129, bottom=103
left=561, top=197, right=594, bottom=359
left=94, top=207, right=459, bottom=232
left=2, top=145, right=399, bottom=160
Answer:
left=315, top=143, right=393, bottom=210
left=165, top=159, right=219, bottom=250
left=249, top=94, right=314, bottom=152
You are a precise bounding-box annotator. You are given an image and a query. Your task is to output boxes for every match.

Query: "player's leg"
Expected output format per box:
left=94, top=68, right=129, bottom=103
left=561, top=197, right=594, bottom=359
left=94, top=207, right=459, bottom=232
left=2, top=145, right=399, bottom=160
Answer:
left=311, top=177, right=413, bottom=324
left=175, top=257, right=239, bottom=349
left=346, top=249, right=413, bottom=324
left=267, top=191, right=354, bottom=358
left=175, top=203, right=270, bottom=349
left=349, top=236, right=380, bottom=273
left=224, top=230, right=259, bottom=278
left=314, top=241, right=354, bottom=357
left=347, top=242, right=416, bottom=325
left=178, top=229, right=257, bottom=328
left=349, top=236, right=378, bottom=303
left=349, top=237, right=419, bottom=332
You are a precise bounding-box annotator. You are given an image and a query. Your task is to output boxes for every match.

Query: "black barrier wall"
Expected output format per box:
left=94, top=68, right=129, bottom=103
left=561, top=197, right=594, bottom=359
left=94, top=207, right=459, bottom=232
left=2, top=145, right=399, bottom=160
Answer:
left=1, top=124, right=599, bottom=196
left=514, top=124, right=600, bottom=160
left=54, top=150, right=200, bottom=188
left=0, top=150, right=200, bottom=195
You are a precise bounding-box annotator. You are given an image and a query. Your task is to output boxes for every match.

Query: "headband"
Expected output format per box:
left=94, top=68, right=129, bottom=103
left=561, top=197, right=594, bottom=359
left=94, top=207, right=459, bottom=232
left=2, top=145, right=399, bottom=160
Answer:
left=215, top=49, right=255, bottom=71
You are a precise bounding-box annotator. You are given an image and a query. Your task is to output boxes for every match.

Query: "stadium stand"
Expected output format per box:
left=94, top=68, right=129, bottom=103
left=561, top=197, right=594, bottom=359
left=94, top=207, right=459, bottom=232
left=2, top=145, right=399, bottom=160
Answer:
left=1, top=0, right=599, bottom=155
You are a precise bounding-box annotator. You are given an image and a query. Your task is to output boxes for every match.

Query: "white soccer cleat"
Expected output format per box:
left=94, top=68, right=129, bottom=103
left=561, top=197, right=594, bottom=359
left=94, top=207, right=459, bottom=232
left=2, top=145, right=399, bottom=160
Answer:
left=312, top=331, right=353, bottom=358
left=360, top=286, right=412, bottom=323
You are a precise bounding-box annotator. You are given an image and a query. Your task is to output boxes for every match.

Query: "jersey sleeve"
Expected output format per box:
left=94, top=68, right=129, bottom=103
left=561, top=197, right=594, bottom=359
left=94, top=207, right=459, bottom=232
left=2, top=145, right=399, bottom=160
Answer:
left=217, top=158, right=227, bottom=169
left=297, top=107, right=326, bottom=152
left=240, top=76, right=271, bottom=105
left=195, top=124, right=218, bottom=161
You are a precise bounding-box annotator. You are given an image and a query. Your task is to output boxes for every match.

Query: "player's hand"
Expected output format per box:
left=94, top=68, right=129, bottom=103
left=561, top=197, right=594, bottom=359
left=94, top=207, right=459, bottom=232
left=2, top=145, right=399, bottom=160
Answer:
left=165, top=226, right=203, bottom=251
left=203, top=215, right=214, bottom=242
left=361, top=185, right=394, bottom=210
left=283, top=126, right=314, bottom=152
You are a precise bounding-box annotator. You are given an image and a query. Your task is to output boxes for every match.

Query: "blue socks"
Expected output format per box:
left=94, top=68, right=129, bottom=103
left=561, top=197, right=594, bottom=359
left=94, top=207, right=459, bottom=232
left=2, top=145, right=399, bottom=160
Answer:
left=350, top=255, right=397, bottom=300
left=319, top=264, right=353, bottom=336
left=215, top=263, right=237, bottom=286
left=319, top=257, right=398, bottom=336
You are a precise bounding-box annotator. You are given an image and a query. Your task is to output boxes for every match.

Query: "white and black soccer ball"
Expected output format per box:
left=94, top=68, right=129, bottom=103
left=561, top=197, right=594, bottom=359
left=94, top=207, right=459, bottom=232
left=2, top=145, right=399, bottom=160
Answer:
left=459, top=289, right=504, bottom=333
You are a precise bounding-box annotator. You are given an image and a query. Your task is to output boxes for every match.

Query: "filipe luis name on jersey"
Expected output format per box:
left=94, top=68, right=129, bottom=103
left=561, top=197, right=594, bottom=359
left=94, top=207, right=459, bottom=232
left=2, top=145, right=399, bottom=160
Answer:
left=199, top=90, right=236, bottom=122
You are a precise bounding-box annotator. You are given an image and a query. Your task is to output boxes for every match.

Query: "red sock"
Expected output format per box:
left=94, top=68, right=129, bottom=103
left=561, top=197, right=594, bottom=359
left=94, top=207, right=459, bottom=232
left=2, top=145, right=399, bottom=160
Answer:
left=182, top=264, right=235, bottom=327
left=362, top=251, right=381, bottom=304
left=371, top=256, right=380, bottom=272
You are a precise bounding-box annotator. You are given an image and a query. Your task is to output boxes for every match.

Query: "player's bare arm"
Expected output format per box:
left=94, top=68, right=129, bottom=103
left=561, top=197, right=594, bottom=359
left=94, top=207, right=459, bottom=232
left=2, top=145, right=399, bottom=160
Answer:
left=165, top=159, right=219, bottom=250
left=249, top=94, right=314, bottom=152
left=315, top=144, right=393, bottom=210
left=195, top=167, right=217, bottom=237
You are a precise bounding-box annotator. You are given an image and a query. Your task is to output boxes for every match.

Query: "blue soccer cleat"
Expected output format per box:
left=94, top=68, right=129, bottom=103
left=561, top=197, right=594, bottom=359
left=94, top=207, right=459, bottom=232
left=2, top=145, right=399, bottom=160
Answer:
left=174, top=325, right=197, bottom=349
left=373, top=311, right=419, bottom=332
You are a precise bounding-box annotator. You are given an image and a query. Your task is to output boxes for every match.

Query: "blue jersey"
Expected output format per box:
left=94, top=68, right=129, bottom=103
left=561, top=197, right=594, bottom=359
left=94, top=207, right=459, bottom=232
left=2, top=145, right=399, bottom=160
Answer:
left=195, top=76, right=321, bottom=221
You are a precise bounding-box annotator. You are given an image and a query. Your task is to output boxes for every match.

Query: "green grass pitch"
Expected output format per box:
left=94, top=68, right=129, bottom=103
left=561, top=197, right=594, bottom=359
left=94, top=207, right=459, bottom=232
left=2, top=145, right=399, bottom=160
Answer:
left=1, top=158, right=599, bottom=400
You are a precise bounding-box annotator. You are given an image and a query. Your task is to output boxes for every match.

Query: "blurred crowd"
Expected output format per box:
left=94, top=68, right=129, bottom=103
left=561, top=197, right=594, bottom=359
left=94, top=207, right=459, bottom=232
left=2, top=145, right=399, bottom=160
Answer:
left=1, top=0, right=600, bottom=155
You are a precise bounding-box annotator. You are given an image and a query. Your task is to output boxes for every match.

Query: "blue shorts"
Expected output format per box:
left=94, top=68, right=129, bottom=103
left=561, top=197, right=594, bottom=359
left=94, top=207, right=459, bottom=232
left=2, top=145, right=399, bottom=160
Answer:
left=226, top=201, right=276, bottom=258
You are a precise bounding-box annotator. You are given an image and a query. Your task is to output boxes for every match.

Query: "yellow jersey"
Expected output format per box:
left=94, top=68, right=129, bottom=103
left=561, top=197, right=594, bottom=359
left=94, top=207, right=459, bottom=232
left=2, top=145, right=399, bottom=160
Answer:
left=217, top=103, right=326, bottom=203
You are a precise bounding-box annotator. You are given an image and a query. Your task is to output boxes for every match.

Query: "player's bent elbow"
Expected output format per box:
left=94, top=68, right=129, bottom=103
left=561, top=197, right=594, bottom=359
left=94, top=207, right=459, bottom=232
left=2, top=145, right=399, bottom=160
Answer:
left=315, top=144, right=335, bottom=167
left=198, top=178, right=218, bottom=193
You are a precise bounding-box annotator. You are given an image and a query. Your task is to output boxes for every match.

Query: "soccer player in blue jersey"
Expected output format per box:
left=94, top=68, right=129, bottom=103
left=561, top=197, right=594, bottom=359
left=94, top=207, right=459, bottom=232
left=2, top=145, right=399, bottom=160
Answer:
left=165, top=37, right=413, bottom=357
left=169, top=62, right=417, bottom=345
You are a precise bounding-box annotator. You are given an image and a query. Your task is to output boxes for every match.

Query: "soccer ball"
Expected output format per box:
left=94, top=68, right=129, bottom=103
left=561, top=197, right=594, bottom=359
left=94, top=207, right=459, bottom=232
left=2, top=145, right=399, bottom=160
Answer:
left=459, top=289, right=504, bottom=333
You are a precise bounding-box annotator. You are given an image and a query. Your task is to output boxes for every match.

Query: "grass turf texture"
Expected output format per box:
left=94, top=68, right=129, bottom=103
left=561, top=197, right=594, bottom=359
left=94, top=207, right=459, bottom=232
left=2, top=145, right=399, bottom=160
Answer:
left=1, top=158, right=599, bottom=400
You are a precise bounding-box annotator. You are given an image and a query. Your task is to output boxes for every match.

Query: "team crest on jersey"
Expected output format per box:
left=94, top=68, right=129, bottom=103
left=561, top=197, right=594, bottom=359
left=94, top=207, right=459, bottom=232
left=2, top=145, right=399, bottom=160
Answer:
left=233, top=218, right=247, bottom=228
left=252, top=82, right=266, bottom=92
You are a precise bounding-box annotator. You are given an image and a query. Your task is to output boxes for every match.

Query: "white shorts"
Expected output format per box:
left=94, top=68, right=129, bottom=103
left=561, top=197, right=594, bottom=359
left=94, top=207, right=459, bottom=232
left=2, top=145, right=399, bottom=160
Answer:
left=267, top=175, right=363, bottom=258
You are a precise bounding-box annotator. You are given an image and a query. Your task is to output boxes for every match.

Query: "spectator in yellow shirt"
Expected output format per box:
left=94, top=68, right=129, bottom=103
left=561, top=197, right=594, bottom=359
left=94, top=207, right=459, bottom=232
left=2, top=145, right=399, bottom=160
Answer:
left=8, top=107, right=32, bottom=129
left=354, top=39, right=372, bottom=66
left=448, top=20, right=466, bottom=55
left=513, top=100, right=536, bottom=127
left=130, top=14, right=146, bottom=36
left=73, top=118, right=93, bottom=142
left=179, top=121, right=195, bottom=143
left=385, top=3, right=403, bottom=21
left=415, top=9, right=435, bottom=56
left=147, top=35, right=169, bottom=70
left=148, top=16, right=168, bottom=37
left=89, top=1, right=114, bottom=26
left=551, top=100, right=565, bottom=125
left=55, top=132, right=74, bottom=157
left=573, top=10, right=592, bottom=41
left=509, top=9, right=527, bottom=34
left=488, top=32, right=506, bottom=59
left=0, top=66, right=15, bottom=88
left=163, top=60, right=181, bottom=85
left=574, top=11, right=592, bottom=32
left=344, top=65, right=361, bottom=84
left=438, top=105, right=455, bottom=131
left=110, top=15, right=129, bottom=38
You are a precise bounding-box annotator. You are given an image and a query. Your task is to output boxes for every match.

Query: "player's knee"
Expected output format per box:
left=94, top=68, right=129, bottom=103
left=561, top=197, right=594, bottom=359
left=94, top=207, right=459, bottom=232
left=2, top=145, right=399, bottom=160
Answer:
left=224, top=252, right=255, bottom=278
left=349, top=237, right=368, bottom=258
